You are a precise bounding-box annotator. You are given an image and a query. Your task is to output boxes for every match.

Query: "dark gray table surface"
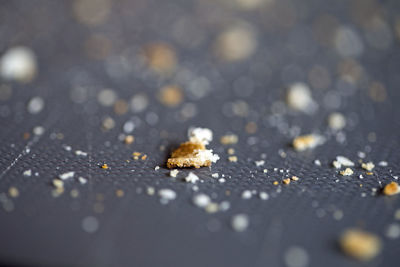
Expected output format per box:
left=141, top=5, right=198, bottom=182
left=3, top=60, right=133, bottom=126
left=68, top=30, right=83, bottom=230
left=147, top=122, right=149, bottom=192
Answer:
left=0, top=0, right=400, bottom=266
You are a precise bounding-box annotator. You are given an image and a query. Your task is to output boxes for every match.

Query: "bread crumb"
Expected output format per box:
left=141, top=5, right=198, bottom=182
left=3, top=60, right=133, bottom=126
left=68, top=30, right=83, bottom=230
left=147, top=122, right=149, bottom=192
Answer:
left=192, top=193, right=211, bottom=208
left=220, top=134, right=239, bottom=145
left=328, top=112, right=346, bottom=130
left=283, top=178, right=291, bottom=185
left=292, top=134, right=324, bottom=151
left=59, top=171, right=75, bottom=180
left=227, top=148, right=235, bottom=155
left=188, top=127, right=213, bottom=145
left=340, top=168, right=354, bottom=176
left=291, top=176, right=299, bottom=181
left=115, top=189, right=124, bottom=197
left=273, top=181, right=279, bottom=185
left=211, top=173, right=219, bottom=178
left=286, top=83, right=317, bottom=113
left=383, top=182, right=400, bottom=196
left=141, top=154, right=147, bottom=160
left=255, top=160, right=265, bottom=166
left=333, top=156, right=355, bottom=169
left=0, top=46, right=37, bottom=83
left=158, top=85, right=183, bottom=107
left=228, top=156, right=238, bottom=162
left=361, top=162, right=375, bottom=171
left=339, top=229, right=381, bottom=261
left=170, top=169, right=179, bottom=177
left=53, top=179, right=64, bottom=189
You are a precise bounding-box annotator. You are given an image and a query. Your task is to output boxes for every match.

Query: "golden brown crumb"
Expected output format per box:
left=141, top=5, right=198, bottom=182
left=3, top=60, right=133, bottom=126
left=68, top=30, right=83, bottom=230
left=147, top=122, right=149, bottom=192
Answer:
left=124, top=135, right=134, bottom=144
left=228, top=156, right=238, bottom=162
left=141, top=154, right=147, bottom=160
left=23, top=132, right=30, bottom=140
left=366, top=172, right=373, bottom=175
left=8, top=187, right=19, bottom=198
left=245, top=122, right=257, bottom=134
left=291, top=176, right=299, bottom=181
left=227, top=148, right=235, bottom=155
left=132, top=151, right=141, bottom=160
left=113, top=99, right=128, bottom=115
left=167, top=142, right=210, bottom=168
left=282, top=178, right=291, bottom=185
left=339, top=229, right=381, bottom=261
left=157, top=85, right=183, bottom=107
left=383, top=181, right=400, bottom=196
left=52, top=179, right=64, bottom=189
left=273, top=181, right=279, bottom=185
left=101, top=163, right=108, bottom=169
left=220, top=134, right=239, bottom=145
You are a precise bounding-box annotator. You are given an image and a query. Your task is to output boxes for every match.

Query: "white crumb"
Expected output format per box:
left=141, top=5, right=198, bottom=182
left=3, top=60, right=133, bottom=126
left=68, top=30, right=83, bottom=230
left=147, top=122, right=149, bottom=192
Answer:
left=211, top=173, right=219, bottom=178
left=23, top=169, right=32, bottom=177
left=194, top=149, right=220, bottom=163
left=59, top=171, right=75, bottom=180
left=33, top=126, right=45, bottom=136
left=378, top=161, right=388, bottom=167
left=255, top=160, right=265, bottom=167
left=170, top=169, right=179, bottom=177
left=78, top=177, right=87, bottom=184
left=158, top=189, right=176, bottom=201
left=184, top=172, right=199, bottom=183
left=241, top=190, right=252, bottom=199
left=328, top=112, right=346, bottom=130
left=259, top=192, right=269, bottom=200
left=192, top=193, right=211, bottom=208
left=188, top=127, right=213, bottom=145
left=0, top=46, right=37, bottom=82
left=231, top=214, right=249, bottom=232
left=75, top=150, right=88, bottom=156
left=154, top=166, right=160, bottom=171
left=314, top=159, right=321, bottom=166
left=286, top=82, right=317, bottom=113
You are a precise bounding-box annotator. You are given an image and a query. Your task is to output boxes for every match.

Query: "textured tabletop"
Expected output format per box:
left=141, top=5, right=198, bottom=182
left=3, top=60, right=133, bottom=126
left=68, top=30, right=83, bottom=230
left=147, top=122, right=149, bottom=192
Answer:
left=0, top=0, right=400, bottom=266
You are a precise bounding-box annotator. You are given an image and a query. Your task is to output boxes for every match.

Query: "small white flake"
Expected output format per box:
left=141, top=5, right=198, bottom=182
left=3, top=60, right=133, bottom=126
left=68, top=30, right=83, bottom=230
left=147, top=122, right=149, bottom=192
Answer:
left=335, top=156, right=354, bottom=167
left=314, top=159, right=321, bottom=166
left=78, top=177, right=87, bottom=184
left=188, top=127, right=213, bottom=145
left=218, top=178, right=226, bottom=183
left=158, top=189, right=176, bottom=201
left=192, top=193, right=211, bottom=208
left=255, top=160, right=265, bottom=167
left=231, top=214, right=249, bottom=232
left=27, top=96, right=44, bottom=114
left=259, top=192, right=269, bottom=200
left=357, top=151, right=366, bottom=158
left=146, top=187, right=155, bottom=195
left=170, top=169, right=179, bottom=177
left=211, top=173, right=219, bottom=178
left=33, top=126, right=45, bottom=135
left=63, top=145, right=72, bottom=151
left=241, top=190, right=252, bottom=199
left=23, top=169, right=32, bottom=177
left=75, top=150, right=88, bottom=156
left=263, top=169, right=268, bottom=173
left=378, top=161, right=388, bottom=167
left=154, top=166, right=160, bottom=171
left=0, top=46, right=37, bottom=82
left=386, top=224, right=400, bottom=239
left=184, top=172, right=199, bottom=183
left=59, top=171, right=75, bottom=180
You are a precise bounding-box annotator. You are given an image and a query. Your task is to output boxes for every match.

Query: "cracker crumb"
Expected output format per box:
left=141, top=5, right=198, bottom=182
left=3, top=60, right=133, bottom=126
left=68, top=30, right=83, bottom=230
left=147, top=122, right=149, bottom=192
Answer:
left=115, top=189, right=124, bottom=197
left=167, top=128, right=219, bottom=168
left=227, top=148, right=235, bottom=155
left=340, top=168, right=354, bottom=176
left=339, top=229, right=381, bottom=261
left=220, top=134, right=239, bottom=145
left=286, top=83, right=317, bottom=113
left=170, top=169, right=179, bottom=177
left=292, top=134, right=324, bottom=151
left=383, top=181, right=400, bottom=196
left=132, top=152, right=141, bottom=160
left=228, top=156, right=238, bottom=162
left=141, top=154, right=147, bottom=160
left=124, top=135, right=134, bottom=144
left=283, top=178, right=291, bottom=185
left=273, top=181, right=279, bottom=185
left=52, top=179, right=64, bottom=189
left=361, top=162, right=375, bottom=171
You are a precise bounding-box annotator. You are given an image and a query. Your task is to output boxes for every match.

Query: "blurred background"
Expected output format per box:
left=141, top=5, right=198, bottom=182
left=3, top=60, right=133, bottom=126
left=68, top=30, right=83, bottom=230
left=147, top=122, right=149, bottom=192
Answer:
left=1, top=0, right=400, bottom=266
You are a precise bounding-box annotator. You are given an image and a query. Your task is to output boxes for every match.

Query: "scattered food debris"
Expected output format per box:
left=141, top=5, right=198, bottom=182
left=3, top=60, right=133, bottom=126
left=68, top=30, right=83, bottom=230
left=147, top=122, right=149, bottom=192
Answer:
left=283, top=178, right=291, bottom=185
left=75, top=150, right=88, bottom=156
left=378, top=161, right=388, bottom=167
left=333, top=156, right=355, bottom=169
left=328, top=112, right=346, bottom=131
left=192, top=193, right=211, bottom=208
left=291, top=176, right=299, bottom=181
left=339, top=229, right=381, bottom=261
left=158, top=85, right=183, bottom=107
left=255, top=160, right=265, bottom=166
left=170, top=169, right=179, bottom=177
left=78, top=177, right=87, bottom=184
left=241, top=190, right=252, bottom=199
left=383, top=182, right=400, bottom=196
left=158, top=189, right=177, bottom=202
left=228, top=156, right=238, bottom=162
left=231, top=214, right=249, bottom=232
left=101, top=164, right=108, bottom=169
left=23, top=169, right=32, bottom=177
left=292, top=134, right=324, bottom=151
left=8, top=187, right=19, bottom=198
left=314, top=159, right=321, bottom=166
left=286, top=83, right=317, bottom=113
left=154, top=166, right=160, bottom=171
left=59, top=171, right=75, bottom=180
left=259, top=192, right=269, bottom=200
left=0, top=46, right=37, bottom=82
left=124, top=135, right=135, bottom=145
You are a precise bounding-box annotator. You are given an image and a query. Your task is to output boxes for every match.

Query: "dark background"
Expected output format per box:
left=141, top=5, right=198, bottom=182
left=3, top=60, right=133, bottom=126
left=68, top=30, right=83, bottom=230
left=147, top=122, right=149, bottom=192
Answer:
left=0, top=0, right=400, bottom=266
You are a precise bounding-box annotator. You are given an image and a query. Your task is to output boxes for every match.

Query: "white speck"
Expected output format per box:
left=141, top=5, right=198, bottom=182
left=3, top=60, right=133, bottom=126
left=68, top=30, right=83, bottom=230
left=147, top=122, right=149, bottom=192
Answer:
left=184, top=172, right=199, bottom=183
left=130, top=94, right=148, bottom=113
left=193, top=193, right=211, bottom=208
left=146, top=187, right=155, bottom=195
left=170, top=169, right=179, bottom=177
left=231, top=214, right=249, bottom=232
left=334, top=156, right=354, bottom=168
left=255, top=160, right=265, bottom=166
left=314, top=159, right=321, bottom=166
left=259, top=192, right=269, bottom=200
left=33, top=126, right=45, bottom=135
left=75, top=150, right=88, bottom=156
left=0, top=46, right=37, bottom=82
left=333, top=210, right=344, bottom=220
left=211, top=173, right=219, bottom=178
left=328, top=112, right=346, bottom=131
left=23, top=169, right=32, bottom=177
left=27, top=96, right=45, bottom=114
left=284, top=246, right=309, bottom=267
left=378, top=161, right=388, bottom=167
left=82, top=216, right=99, bottom=233
left=359, top=174, right=364, bottom=179
left=154, top=166, right=160, bottom=171
left=158, top=189, right=176, bottom=201
left=78, top=177, right=87, bottom=184
left=385, top=224, right=400, bottom=239
left=357, top=151, right=366, bottom=158
left=59, top=171, right=75, bottom=180
left=263, top=169, right=268, bottom=173
left=63, top=145, right=72, bottom=151
left=219, top=201, right=230, bottom=211
left=241, top=190, right=252, bottom=199
left=97, top=89, right=117, bottom=107
left=218, top=178, right=226, bottom=183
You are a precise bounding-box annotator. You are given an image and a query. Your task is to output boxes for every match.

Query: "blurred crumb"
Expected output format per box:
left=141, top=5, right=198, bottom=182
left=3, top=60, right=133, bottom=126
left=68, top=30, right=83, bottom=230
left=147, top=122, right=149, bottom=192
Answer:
left=292, top=134, right=324, bottom=151
left=383, top=181, right=400, bottom=196
left=158, top=85, right=183, bottom=107
left=339, top=229, right=381, bottom=261
left=142, top=43, right=177, bottom=75
left=0, top=46, right=37, bottom=83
